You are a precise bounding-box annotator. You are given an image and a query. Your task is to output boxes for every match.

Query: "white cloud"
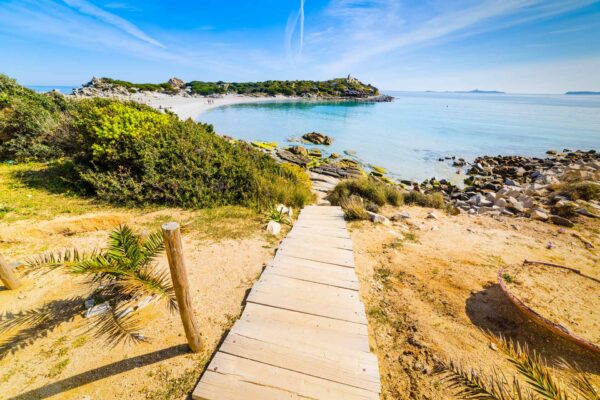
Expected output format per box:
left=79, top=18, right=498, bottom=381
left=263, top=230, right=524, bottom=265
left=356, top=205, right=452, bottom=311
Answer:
left=285, top=0, right=306, bottom=63
left=61, top=0, right=164, bottom=48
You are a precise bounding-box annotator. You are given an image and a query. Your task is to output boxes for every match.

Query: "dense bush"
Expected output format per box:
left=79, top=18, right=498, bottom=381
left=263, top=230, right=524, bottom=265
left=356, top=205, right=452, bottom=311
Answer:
left=558, top=180, right=600, bottom=201
left=69, top=99, right=312, bottom=209
left=402, top=191, right=445, bottom=209
left=0, top=74, right=68, bottom=161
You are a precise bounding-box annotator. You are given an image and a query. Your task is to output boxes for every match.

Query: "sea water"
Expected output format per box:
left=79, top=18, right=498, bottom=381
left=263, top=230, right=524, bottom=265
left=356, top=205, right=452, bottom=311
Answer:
left=27, top=85, right=76, bottom=95
left=200, top=91, right=600, bottom=182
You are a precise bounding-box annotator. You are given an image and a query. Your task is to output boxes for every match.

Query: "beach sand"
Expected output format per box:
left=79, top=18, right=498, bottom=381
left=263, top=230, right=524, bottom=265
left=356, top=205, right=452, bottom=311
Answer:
left=125, top=93, right=297, bottom=120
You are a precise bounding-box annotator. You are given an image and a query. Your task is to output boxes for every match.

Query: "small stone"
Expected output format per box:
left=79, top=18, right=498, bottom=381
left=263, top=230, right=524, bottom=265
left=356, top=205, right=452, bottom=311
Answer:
left=367, top=211, right=391, bottom=225
left=391, top=211, right=411, bottom=221
left=489, top=342, right=498, bottom=351
left=84, top=299, right=95, bottom=309
left=426, top=212, right=438, bottom=220
left=546, top=242, right=554, bottom=249
left=530, top=210, right=549, bottom=221
left=266, top=221, right=282, bottom=235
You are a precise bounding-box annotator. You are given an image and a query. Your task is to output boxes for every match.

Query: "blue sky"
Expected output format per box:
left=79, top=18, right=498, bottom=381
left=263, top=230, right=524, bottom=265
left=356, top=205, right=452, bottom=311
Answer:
left=0, top=0, right=599, bottom=93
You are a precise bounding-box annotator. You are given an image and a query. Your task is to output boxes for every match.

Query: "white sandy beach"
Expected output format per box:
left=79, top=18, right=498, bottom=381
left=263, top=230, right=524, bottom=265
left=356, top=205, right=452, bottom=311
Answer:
left=125, top=92, right=298, bottom=120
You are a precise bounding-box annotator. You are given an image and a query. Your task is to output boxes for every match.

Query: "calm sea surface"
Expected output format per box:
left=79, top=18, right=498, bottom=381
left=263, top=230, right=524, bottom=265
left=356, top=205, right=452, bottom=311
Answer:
left=200, top=91, right=600, bottom=182
left=27, top=85, right=76, bottom=94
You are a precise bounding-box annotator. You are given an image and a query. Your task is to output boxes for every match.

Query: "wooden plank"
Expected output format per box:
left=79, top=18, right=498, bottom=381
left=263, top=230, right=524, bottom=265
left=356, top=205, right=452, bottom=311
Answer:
left=193, top=352, right=379, bottom=400
left=279, top=238, right=354, bottom=256
left=247, top=274, right=366, bottom=324
left=265, top=258, right=359, bottom=290
left=220, top=333, right=380, bottom=393
left=285, top=232, right=354, bottom=250
left=275, top=244, right=354, bottom=267
left=231, top=303, right=370, bottom=352
left=290, top=225, right=350, bottom=239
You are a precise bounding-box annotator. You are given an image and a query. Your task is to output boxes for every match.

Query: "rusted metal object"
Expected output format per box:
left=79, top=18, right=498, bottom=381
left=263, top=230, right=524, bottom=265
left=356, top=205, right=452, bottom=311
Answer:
left=498, top=260, right=600, bottom=354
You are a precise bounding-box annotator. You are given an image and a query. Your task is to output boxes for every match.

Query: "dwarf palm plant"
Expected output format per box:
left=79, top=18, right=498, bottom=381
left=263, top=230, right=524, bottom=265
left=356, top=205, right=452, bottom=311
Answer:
left=438, top=334, right=599, bottom=400
left=26, top=225, right=176, bottom=344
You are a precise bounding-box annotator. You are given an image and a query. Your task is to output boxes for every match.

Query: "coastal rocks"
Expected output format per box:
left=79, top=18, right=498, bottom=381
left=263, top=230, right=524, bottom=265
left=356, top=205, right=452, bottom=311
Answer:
left=550, top=215, right=574, bottom=227
left=391, top=211, right=411, bottom=221
left=302, top=132, right=333, bottom=145
left=275, top=148, right=311, bottom=167
left=288, top=145, right=308, bottom=156
left=308, top=148, right=322, bottom=158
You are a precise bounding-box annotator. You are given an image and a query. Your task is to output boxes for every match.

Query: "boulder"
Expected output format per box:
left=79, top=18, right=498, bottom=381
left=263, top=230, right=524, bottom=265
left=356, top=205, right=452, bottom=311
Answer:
left=302, top=132, right=333, bottom=145
left=266, top=221, right=281, bottom=235
left=550, top=215, right=574, bottom=227
left=288, top=146, right=308, bottom=156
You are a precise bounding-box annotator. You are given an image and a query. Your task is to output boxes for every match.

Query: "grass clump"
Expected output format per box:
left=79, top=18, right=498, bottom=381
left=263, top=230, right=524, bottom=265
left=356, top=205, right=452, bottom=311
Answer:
left=558, top=180, right=600, bottom=202
left=340, top=195, right=369, bottom=220
left=329, top=177, right=402, bottom=207
left=402, top=191, right=445, bottom=209
left=47, top=358, right=70, bottom=378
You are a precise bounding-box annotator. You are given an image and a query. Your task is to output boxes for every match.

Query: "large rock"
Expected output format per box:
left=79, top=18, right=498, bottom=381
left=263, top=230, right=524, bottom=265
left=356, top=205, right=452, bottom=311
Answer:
left=302, top=132, right=333, bottom=145
left=288, top=146, right=308, bottom=156
left=168, top=77, right=186, bottom=88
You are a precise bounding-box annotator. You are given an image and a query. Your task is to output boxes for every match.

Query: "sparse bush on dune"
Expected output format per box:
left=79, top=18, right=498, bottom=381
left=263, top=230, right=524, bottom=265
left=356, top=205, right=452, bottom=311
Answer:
left=558, top=180, right=600, bottom=202
left=402, top=190, right=445, bottom=209
left=341, top=195, right=369, bottom=220
left=330, top=177, right=444, bottom=215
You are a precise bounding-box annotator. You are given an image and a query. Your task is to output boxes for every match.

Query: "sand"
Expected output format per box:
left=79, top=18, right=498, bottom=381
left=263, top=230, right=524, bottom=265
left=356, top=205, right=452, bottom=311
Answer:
left=123, top=93, right=300, bottom=120
left=503, top=263, right=600, bottom=345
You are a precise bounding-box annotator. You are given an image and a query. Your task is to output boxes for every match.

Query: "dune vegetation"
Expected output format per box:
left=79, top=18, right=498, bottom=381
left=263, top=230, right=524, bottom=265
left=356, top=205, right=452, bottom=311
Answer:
left=0, top=74, right=312, bottom=210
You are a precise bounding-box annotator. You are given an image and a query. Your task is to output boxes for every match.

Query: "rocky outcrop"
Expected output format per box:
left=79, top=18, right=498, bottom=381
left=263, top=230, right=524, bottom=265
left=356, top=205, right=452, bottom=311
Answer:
left=302, top=132, right=333, bottom=145
left=168, top=77, right=185, bottom=88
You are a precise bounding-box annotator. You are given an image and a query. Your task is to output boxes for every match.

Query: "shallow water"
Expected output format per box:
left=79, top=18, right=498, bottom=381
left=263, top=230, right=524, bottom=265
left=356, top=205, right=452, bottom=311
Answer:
left=200, top=91, right=600, bottom=182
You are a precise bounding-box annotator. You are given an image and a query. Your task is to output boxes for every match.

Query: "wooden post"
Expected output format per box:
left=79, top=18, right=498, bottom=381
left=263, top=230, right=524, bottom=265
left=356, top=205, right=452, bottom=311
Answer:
left=161, top=222, right=203, bottom=353
left=0, top=255, right=21, bottom=290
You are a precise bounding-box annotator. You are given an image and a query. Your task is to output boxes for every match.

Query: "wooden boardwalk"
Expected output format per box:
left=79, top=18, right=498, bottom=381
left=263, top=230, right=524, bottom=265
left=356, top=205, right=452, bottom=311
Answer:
left=193, top=205, right=381, bottom=400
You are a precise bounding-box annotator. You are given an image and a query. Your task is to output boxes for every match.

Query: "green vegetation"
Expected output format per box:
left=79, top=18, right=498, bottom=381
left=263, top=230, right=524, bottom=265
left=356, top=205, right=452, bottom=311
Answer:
left=340, top=195, right=369, bottom=220
left=329, top=177, right=404, bottom=207
left=402, top=190, right=445, bottom=209
left=98, top=76, right=379, bottom=98
left=47, top=358, right=70, bottom=378
left=0, top=74, right=312, bottom=210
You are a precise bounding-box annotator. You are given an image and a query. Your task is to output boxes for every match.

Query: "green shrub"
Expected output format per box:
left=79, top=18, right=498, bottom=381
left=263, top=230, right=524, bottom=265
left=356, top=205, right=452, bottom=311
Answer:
left=402, top=191, right=445, bottom=209
left=70, top=99, right=312, bottom=209
left=0, top=74, right=67, bottom=161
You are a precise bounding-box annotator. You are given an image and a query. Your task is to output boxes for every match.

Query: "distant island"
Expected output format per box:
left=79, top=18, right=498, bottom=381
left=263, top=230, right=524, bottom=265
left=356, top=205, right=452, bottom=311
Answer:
left=565, top=91, right=600, bottom=95
left=426, top=89, right=505, bottom=94
left=74, top=75, right=391, bottom=100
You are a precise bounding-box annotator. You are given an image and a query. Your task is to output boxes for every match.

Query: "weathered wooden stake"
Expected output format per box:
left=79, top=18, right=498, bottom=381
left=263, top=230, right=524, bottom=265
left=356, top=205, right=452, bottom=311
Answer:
left=161, top=222, right=203, bottom=353
left=0, top=254, right=21, bottom=290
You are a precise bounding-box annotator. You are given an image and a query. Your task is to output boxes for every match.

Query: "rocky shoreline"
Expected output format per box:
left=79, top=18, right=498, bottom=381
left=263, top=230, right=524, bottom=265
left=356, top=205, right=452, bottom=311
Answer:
left=250, top=137, right=599, bottom=226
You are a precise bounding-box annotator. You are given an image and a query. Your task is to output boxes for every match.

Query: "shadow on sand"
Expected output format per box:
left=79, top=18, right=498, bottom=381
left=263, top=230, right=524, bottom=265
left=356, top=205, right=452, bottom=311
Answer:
left=9, top=344, right=189, bottom=400
left=465, top=284, right=600, bottom=374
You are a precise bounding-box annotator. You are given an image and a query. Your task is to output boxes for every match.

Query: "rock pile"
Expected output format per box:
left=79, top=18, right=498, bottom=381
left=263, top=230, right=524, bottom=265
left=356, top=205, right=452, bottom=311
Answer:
left=302, top=132, right=333, bottom=145
left=429, top=150, right=600, bottom=226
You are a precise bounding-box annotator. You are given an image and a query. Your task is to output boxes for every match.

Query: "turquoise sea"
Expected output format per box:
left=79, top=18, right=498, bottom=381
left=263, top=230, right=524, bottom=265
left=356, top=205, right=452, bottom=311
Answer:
left=27, top=85, right=76, bottom=94
left=200, top=91, right=600, bottom=182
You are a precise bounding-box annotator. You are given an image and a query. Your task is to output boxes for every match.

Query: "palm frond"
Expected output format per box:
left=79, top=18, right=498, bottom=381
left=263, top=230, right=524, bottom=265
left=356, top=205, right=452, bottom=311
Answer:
left=437, top=360, right=501, bottom=399
left=107, top=225, right=142, bottom=270
left=140, top=230, right=165, bottom=266
left=26, top=248, right=95, bottom=270
left=118, top=266, right=177, bottom=311
left=559, top=360, right=599, bottom=400
left=490, top=335, right=569, bottom=400
left=91, top=304, right=146, bottom=346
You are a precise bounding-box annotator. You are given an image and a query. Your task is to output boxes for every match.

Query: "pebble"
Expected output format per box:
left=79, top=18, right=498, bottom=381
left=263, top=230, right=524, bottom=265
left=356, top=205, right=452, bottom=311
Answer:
left=426, top=212, right=438, bottom=220
left=489, top=342, right=498, bottom=351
